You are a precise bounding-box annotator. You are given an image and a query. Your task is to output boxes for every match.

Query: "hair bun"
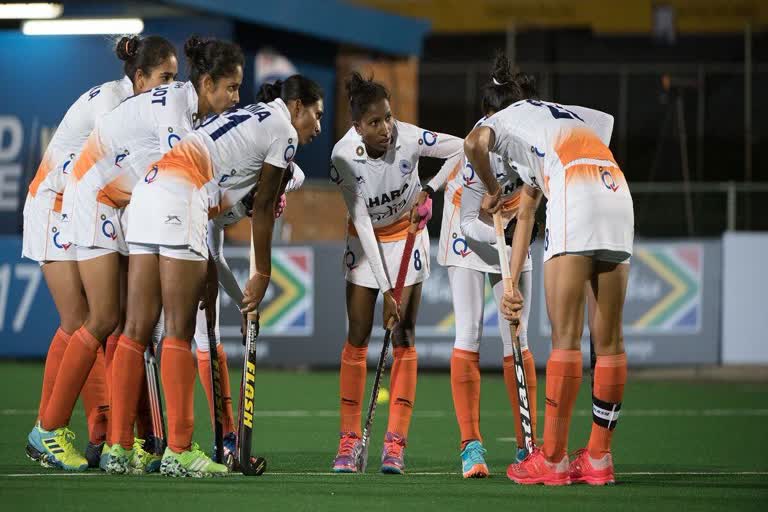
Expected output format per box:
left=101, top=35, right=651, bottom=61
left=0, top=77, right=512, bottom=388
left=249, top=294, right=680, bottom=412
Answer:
left=184, top=35, right=207, bottom=62
left=116, top=36, right=140, bottom=61
left=491, top=51, right=513, bottom=86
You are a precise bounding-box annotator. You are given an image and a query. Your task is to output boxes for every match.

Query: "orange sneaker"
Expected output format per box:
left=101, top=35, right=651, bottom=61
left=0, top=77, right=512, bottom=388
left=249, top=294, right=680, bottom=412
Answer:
left=506, top=447, right=570, bottom=485
left=569, top=449, right=615, bottom=485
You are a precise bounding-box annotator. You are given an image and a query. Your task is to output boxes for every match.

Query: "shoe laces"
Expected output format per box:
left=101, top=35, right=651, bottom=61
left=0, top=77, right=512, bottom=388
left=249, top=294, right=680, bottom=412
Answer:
left=384, top=435, right=405, bottom=458
left=337, top=433, right=359, bottom=457
left=189, top=442, right=211, bottom=461
left=56, top=427, right=77, bottom=448
left=464, top=442, right=487, bottom=463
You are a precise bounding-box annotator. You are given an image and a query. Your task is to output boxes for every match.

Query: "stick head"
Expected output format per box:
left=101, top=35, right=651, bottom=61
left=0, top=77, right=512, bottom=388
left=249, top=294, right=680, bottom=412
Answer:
left=357, top=444, right=369, bottom=474
left=241, top=456, right=267, bottom=476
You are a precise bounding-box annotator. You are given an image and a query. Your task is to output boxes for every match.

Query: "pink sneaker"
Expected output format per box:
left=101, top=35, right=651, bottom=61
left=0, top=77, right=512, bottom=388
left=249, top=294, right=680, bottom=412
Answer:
left=380, top=432, right=406, bottom=474
left=506, top=447, right=571, bottom=485
left=569, top=449, right=615, bottom=485
left=332, top=432, right=361, bottom=473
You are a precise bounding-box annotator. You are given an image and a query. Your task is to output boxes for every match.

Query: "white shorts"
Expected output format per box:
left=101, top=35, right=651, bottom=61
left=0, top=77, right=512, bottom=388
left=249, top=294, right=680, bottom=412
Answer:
left=544, top=161, right=634, bottom=263
left=437, top=195, right=532, bottom=274
left=62, top=179, right=129, bottom=257
left=344, top=227, right=430, bottom=289
left=128, top=242, right=206, bottom=261
left=125, top=173, right=209, bottom=260
left=21, top=193, right=76, bottom=264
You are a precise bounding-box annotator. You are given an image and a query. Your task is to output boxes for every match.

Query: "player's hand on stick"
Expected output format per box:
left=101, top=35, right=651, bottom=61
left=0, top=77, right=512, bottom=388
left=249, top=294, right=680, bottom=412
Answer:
left=481, top=187, right=502, bottom=214
left=382, top=290, right=400, bottom=330
left=242, top=273, right=270, bottom=314
left=413, top=190, right=433, bottom=229
left=501, top=286, right=524, bottom=323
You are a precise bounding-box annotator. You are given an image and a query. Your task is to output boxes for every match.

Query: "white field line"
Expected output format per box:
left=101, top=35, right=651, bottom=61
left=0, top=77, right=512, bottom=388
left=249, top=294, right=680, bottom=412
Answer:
left=3, top=471, right=768, bottom=478
left=6, top=408, right=768, bottom=417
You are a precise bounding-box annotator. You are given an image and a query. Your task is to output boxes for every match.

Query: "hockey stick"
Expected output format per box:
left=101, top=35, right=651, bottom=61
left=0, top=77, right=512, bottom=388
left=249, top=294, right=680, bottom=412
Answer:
left=205, top=306, right=225, bottom=464
left=492, top=212, right=535, bottom=453
left=357, top=220, right=419, bottom=473
left=231, top=235, right=267, bottom=476
left=143, top=320, right=166, bottom=455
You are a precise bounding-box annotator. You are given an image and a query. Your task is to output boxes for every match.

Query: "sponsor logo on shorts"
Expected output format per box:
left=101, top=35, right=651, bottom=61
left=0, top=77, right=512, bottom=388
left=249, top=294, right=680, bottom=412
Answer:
left=144, top=165, right=158, bottom=183
left=399, top=159, right=413, bottom=175
left=51, top=228, right=71, bottom=250
left=101, top=219, right=117, bottom=240
left=284, top=144, right=296, bottom=162
left=344, top=248, right=358, bottom=270
left=451, top=233, right=472, bottom=257
left=600, top=167, right=619, bottom=192
left=164, top=215, right=182, bottom=225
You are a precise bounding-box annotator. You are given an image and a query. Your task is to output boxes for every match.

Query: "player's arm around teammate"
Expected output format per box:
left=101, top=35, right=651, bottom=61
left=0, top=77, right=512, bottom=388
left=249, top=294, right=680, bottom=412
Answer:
left=26, top=35, right=178, bottom=471
left=120, top=74, right=323, bottom=477
left=330, top=73, right=463, bottom=475
left=440, top=56, right=539, bottom=478
left=465, top=82, right=633, bottom=486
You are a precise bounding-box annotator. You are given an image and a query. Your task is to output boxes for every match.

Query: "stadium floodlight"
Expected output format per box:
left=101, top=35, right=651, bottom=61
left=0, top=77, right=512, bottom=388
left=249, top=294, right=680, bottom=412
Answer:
left=22, top=17, right=143, bottom=35
left=0, top=3, right=62, bottom=19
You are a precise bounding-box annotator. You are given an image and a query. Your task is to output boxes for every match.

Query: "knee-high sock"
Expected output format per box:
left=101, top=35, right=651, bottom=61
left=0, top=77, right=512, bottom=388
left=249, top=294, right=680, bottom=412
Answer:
left=339, top=342, right=367, bottom=436
left=110, top=335, right=146, bottom=450
left=387, top=346, right=417, bottom=438
left=503, top=349, right=538, bottom=447
left=135, top=367, right=154, bottom=440
left=37, top=328, right=71, bottom=421
left=450, top=348, right=481, bottom=446
left=587, top=353, right=627, bottom=458
left=197, top=346, right=236, bottom=435
left=81, top=347, right=109, bottom=444
left=162, top=337, right=196, bottom=453
left=542, top=349, right=582, bottom=462
left=41, top=326, right=101, bottom=430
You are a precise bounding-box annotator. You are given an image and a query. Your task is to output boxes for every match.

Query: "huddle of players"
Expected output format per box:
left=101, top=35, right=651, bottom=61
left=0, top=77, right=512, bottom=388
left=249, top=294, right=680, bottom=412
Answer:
left=23, top=32, right=632, bottom=485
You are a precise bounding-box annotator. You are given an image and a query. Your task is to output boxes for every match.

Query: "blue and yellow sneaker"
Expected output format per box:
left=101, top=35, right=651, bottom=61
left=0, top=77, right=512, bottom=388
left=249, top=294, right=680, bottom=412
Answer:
left=104, top=443, right=135, bottom=474
left=160, top=443, right=229, bottom=478
left=25, top=422, right=43, bottom=463
left=460, top=440, right=489, bottom=478
left=132, top=438, right=162, bottom=473
left=27, top=424, right=88, bottom=471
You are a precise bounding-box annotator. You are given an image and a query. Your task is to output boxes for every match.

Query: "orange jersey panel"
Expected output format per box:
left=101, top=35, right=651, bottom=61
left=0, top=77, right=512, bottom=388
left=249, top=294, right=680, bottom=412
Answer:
left=555, top=127, right=616, bottom=168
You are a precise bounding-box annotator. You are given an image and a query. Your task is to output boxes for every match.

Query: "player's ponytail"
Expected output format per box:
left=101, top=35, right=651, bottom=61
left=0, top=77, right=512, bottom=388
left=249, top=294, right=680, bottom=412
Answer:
left=345, top=72, right=390, bottom=121
left=185, top=36, right=244, bottom=90
left=116, top=35, right=176, bottom=85
left=256, top=75, right=323, bottom=105
left=481, top=52, right=535, bottom=115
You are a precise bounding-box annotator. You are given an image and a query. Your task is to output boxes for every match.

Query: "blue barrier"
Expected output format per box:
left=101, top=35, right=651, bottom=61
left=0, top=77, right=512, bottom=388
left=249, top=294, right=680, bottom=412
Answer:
left=0, top=236, right=58, bottom=357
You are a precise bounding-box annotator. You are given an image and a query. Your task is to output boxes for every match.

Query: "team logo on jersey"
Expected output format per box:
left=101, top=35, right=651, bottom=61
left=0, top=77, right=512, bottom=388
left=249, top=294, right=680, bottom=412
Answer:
left=144, top=165, right=159, bottom=183
left=101, top=219, right=117, bottom=240
left=114, top=149, right=129, bottom=167
left=399, top=159, right=414, bottom=176
left=451, top=233, right=472, bottom=257
left=530, top=146, right=545, bottom=158
left=329, top=163, right=343, bottom=184
left=462, top=162, right=477, bottom=186
left=355, top=146, right=365, bottom=157
left=167, top=133, right=181, bottom=148
left=62, top=160, right=72, bottom=175
left=164, top=215, right=182, bottom=225
left=51, top=227, right=71, bottom=250
left=344, top=248, right=358, bottom=270
left=419, top=130, right=437, bottom=147
left=284, top=144, right=296, bottom=162
left=600, top=168, right=619, bottom=192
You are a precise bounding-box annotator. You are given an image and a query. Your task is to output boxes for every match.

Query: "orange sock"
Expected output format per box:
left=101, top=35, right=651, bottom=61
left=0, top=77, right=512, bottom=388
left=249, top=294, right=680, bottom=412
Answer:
left=135, top=369, right=154, bottom=440
left=110, top=335, right=146, bottom=449
left=41, top=326, right=101, bottom=431
left=81, top=347, right=109, bottom=444
left=104, top=334, right=119, bottom=402
left=450, top=348, right=481, bottom=446
left=542, top=349, right=582, bottom=462
left=161, top=337, right=196, bottom=453
left=197, top=346, right=237, bottom=434
left=387, top=346, right=417, bottom=438
left=37, top=328, right=71, bottom=421
left=339, top=342, right=367, bottom=436
left=587, top=353, right=627, bottom=458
